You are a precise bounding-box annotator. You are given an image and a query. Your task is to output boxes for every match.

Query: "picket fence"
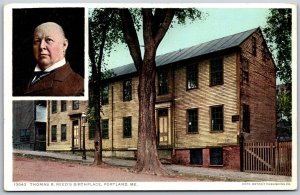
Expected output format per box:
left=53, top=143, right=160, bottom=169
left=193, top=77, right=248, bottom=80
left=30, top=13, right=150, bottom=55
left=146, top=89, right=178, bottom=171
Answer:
left=243, top=141, right=292, bottom=176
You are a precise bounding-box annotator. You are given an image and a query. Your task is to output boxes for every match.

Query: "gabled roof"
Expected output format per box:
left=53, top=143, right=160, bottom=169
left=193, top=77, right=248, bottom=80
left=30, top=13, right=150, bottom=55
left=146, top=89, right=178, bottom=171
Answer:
left=111, top=27, right=259, bottom=78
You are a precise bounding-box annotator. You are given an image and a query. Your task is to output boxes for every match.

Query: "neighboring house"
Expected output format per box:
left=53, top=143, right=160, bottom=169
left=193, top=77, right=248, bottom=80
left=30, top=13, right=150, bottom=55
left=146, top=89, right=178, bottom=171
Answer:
left=13, top=101, right=47, bottom=151
left=46, top=100, right=92, bottom=152
left=46, top=27, right=276, bottom=170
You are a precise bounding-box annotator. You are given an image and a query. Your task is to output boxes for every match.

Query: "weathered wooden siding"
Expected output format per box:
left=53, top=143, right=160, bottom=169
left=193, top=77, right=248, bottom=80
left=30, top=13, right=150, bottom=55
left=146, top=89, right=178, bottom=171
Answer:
left=47, top=101, right=93, bottom=151
left=174, top=53, right=239, bottom=148
left=101, top=77, right=139, bottom=151
left=239, top=29, right=276, bottom=141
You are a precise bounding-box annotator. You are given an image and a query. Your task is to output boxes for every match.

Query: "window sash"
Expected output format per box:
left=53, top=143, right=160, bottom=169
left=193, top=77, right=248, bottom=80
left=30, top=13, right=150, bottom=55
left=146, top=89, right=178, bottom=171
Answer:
left=243, top=104, right=250, bottom=133
left=52, top=101, right=57, bottom=113
left=123, top=80, right=132, bottom=101
left=72, top=101, right=79, bottom=110
left=187, top=65, right=198, bottom=90
left=241, top=57, right=249, bottom=83
left=61, top=124, right=67, bottom=141
left=252, top=37, right=257, bottom=56
left=123, top=117, right=132, bottom=138
left=211, top=106, right=224, bottom=132
left=51, top=125, right=57, bottom=142
left=89, top=122, right=95, bottom=139
left=61, top=101, right=67, bottom=112
left=102, top=120, right=109, bottom=139
left=210, top=148, right=223, bottom=165
left=158, top=70, right=168, bottom=95
left=187, top=109, right=198, bottom=133
left=101, top=84, right=109, bottom=105
left=190, top=149, right=203, bottom=165
left=210, top=59, right=223, bottom=86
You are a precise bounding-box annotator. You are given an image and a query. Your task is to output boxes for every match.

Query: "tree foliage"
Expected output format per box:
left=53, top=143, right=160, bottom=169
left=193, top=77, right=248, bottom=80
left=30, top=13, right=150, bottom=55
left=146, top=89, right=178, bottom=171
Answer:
left=277, top=90, right=292, bottom=123
left=88, top=8, right=122, bottom=164
left=264, top=8, right=292, bottom=84
left=89, top=9, right=123, bottom=74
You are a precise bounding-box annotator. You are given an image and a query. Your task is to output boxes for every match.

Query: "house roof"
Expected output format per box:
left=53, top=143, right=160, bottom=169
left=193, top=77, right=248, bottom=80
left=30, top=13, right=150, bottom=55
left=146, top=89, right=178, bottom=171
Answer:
left=110, top=27, right=259, bottom=78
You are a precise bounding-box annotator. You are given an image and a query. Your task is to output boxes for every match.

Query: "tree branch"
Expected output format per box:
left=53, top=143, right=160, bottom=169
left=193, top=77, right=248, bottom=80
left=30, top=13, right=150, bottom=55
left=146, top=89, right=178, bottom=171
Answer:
left=88, top=22, right=99, bottom=83
left=142, top=9, right=154, bottom=47
left=119, top=9, right=143, bottom=72
left=153, top=9, right=175, bottom=46
left=152, top=9, right=166, bottom=36
left=97, top=20, right=109, bottom=77
left=88, top=24, right=96, bottom=71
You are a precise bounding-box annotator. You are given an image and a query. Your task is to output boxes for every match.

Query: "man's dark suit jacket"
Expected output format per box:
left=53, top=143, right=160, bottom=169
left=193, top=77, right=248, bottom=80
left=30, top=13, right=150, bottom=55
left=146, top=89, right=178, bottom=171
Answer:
left=24, top=63, right=84, bottom=96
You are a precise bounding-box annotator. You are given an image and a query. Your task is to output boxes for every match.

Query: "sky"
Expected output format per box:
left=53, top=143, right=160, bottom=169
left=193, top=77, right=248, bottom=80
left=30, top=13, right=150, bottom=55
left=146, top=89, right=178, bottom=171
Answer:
left=105, top=8, right=270, bottom=69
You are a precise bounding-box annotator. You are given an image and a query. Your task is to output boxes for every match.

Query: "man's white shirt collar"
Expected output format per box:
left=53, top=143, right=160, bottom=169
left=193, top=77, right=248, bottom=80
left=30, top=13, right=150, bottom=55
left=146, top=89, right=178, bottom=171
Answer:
left=34, top=58, right=66, bottom=72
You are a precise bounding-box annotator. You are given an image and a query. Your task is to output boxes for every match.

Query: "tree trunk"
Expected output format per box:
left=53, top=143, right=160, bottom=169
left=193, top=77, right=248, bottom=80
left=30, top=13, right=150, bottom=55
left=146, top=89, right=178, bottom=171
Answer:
left=89, top=23, right=103, bottom=165
left=94, top=122, right=102, bottom=165
left=90, top=81, right=102, bottom=165
left=119, top=8, right=175, bottom=175
left=133, top=53, right=169, bottom=175
left=92, top=72, right=102, bottom=165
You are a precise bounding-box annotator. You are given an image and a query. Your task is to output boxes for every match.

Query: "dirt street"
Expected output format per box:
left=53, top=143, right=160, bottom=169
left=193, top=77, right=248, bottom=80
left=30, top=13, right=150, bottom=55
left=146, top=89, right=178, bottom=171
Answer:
left=13, top=155, right=201, bottom=182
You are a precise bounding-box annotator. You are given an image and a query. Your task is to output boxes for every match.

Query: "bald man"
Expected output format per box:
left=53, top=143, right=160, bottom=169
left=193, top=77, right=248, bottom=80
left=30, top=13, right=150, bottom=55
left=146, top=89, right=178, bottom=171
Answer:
left=24, top=22, right=84, bottom=96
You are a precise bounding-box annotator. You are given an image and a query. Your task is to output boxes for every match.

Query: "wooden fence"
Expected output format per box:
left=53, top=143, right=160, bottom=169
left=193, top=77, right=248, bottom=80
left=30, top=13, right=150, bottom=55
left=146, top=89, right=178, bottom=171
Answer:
left=243, top=141, right=292, bottom=176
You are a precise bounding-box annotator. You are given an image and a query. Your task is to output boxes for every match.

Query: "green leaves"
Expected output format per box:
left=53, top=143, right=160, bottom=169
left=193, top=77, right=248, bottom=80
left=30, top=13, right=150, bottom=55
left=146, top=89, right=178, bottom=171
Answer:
left=89, top=9, right=124, bottom=70
left=277, top=89, right=292, bottom=123
left=174, top=9, right=203, bottom=25
left=264, top=8, right=292, bottom=84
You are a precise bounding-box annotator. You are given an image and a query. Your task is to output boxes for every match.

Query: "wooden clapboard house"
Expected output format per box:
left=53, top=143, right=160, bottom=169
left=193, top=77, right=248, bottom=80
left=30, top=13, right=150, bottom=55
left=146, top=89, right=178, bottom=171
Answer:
left=47, top=27, right=276, bottom=170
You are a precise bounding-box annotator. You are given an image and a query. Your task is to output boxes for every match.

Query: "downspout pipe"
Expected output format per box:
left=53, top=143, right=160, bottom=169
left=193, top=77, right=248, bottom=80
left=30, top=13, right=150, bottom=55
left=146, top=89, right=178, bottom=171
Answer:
left=172, top=64, right=176, bottom=157
left=111, top=85, right=114, bottom=157
left=47, top=100, right=50, bottom=147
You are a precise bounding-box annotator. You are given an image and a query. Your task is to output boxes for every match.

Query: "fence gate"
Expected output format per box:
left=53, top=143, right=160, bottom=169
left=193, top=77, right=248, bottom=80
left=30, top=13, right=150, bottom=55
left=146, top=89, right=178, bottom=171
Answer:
left=243, top=141, right=292, bottom=176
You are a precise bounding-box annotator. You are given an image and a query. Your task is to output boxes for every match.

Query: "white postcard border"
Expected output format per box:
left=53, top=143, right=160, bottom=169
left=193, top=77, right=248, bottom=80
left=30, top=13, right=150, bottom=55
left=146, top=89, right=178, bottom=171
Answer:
left=3, top=3, right=298, bottom=191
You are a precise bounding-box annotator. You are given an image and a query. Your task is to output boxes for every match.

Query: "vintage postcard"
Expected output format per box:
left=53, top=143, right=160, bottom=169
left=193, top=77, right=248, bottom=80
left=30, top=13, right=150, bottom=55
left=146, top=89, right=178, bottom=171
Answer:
left=3, top=3, right=297, bottom=191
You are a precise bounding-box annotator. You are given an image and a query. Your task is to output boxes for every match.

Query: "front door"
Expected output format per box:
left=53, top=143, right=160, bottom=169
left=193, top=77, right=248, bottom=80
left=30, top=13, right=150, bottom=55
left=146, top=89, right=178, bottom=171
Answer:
left=158, top=109, right=169, bottom=146
left=73, top=120, right=80, bottom=149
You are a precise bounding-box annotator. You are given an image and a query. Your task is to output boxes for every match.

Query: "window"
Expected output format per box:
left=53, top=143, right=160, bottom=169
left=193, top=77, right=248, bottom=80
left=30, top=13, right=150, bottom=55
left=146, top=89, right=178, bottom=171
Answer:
left=123, top=79, right=132, bottom=101
left=211, top=105, right=224, bottom=132
left=241, top=57, right=249, bottom=83
left=186, top=64, right=198, bottom=90
left=61, top=124, right=67, bottom=141
left=158, top=109, right=168, bottom=117
left=187, top=109, right=198, bottom=133
left=51, top=101, right=57, bottom=113
left=252, top=37, right=257, bottom=56
left=51, top=125, right=57, bottom=142
left=102, top=119, right=109, bottom=139
left=89, top=122, right=95, bottom=140
left=61, top=101, right=67, bottom=112
left=72, top=101, right=79, bottom=110
left=243, top=104, right=250, bottom=133
left=190, top=149, right=203, bottom=165
left=210, top=59, right=223, bottom=86
left=262, top=47, right=269, bottom=62
left=101, top=83, right=109, bottom=105
left=158, top=70, right=168, bottom=95
left=20, top=129, right=30, bottom=142
left=123, top=117, right=132, bottom=138
left=210, top=148, right=223, bottom=166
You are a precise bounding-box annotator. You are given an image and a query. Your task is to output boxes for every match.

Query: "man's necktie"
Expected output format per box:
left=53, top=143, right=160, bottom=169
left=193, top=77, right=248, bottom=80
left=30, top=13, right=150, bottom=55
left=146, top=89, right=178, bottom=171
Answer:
left=31, top=71, right=51, bottom=85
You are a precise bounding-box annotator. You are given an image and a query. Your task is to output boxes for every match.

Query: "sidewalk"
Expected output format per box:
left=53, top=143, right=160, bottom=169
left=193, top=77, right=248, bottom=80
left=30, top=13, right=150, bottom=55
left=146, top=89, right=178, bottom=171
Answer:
left=13, top=149, right=292, bottom=182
